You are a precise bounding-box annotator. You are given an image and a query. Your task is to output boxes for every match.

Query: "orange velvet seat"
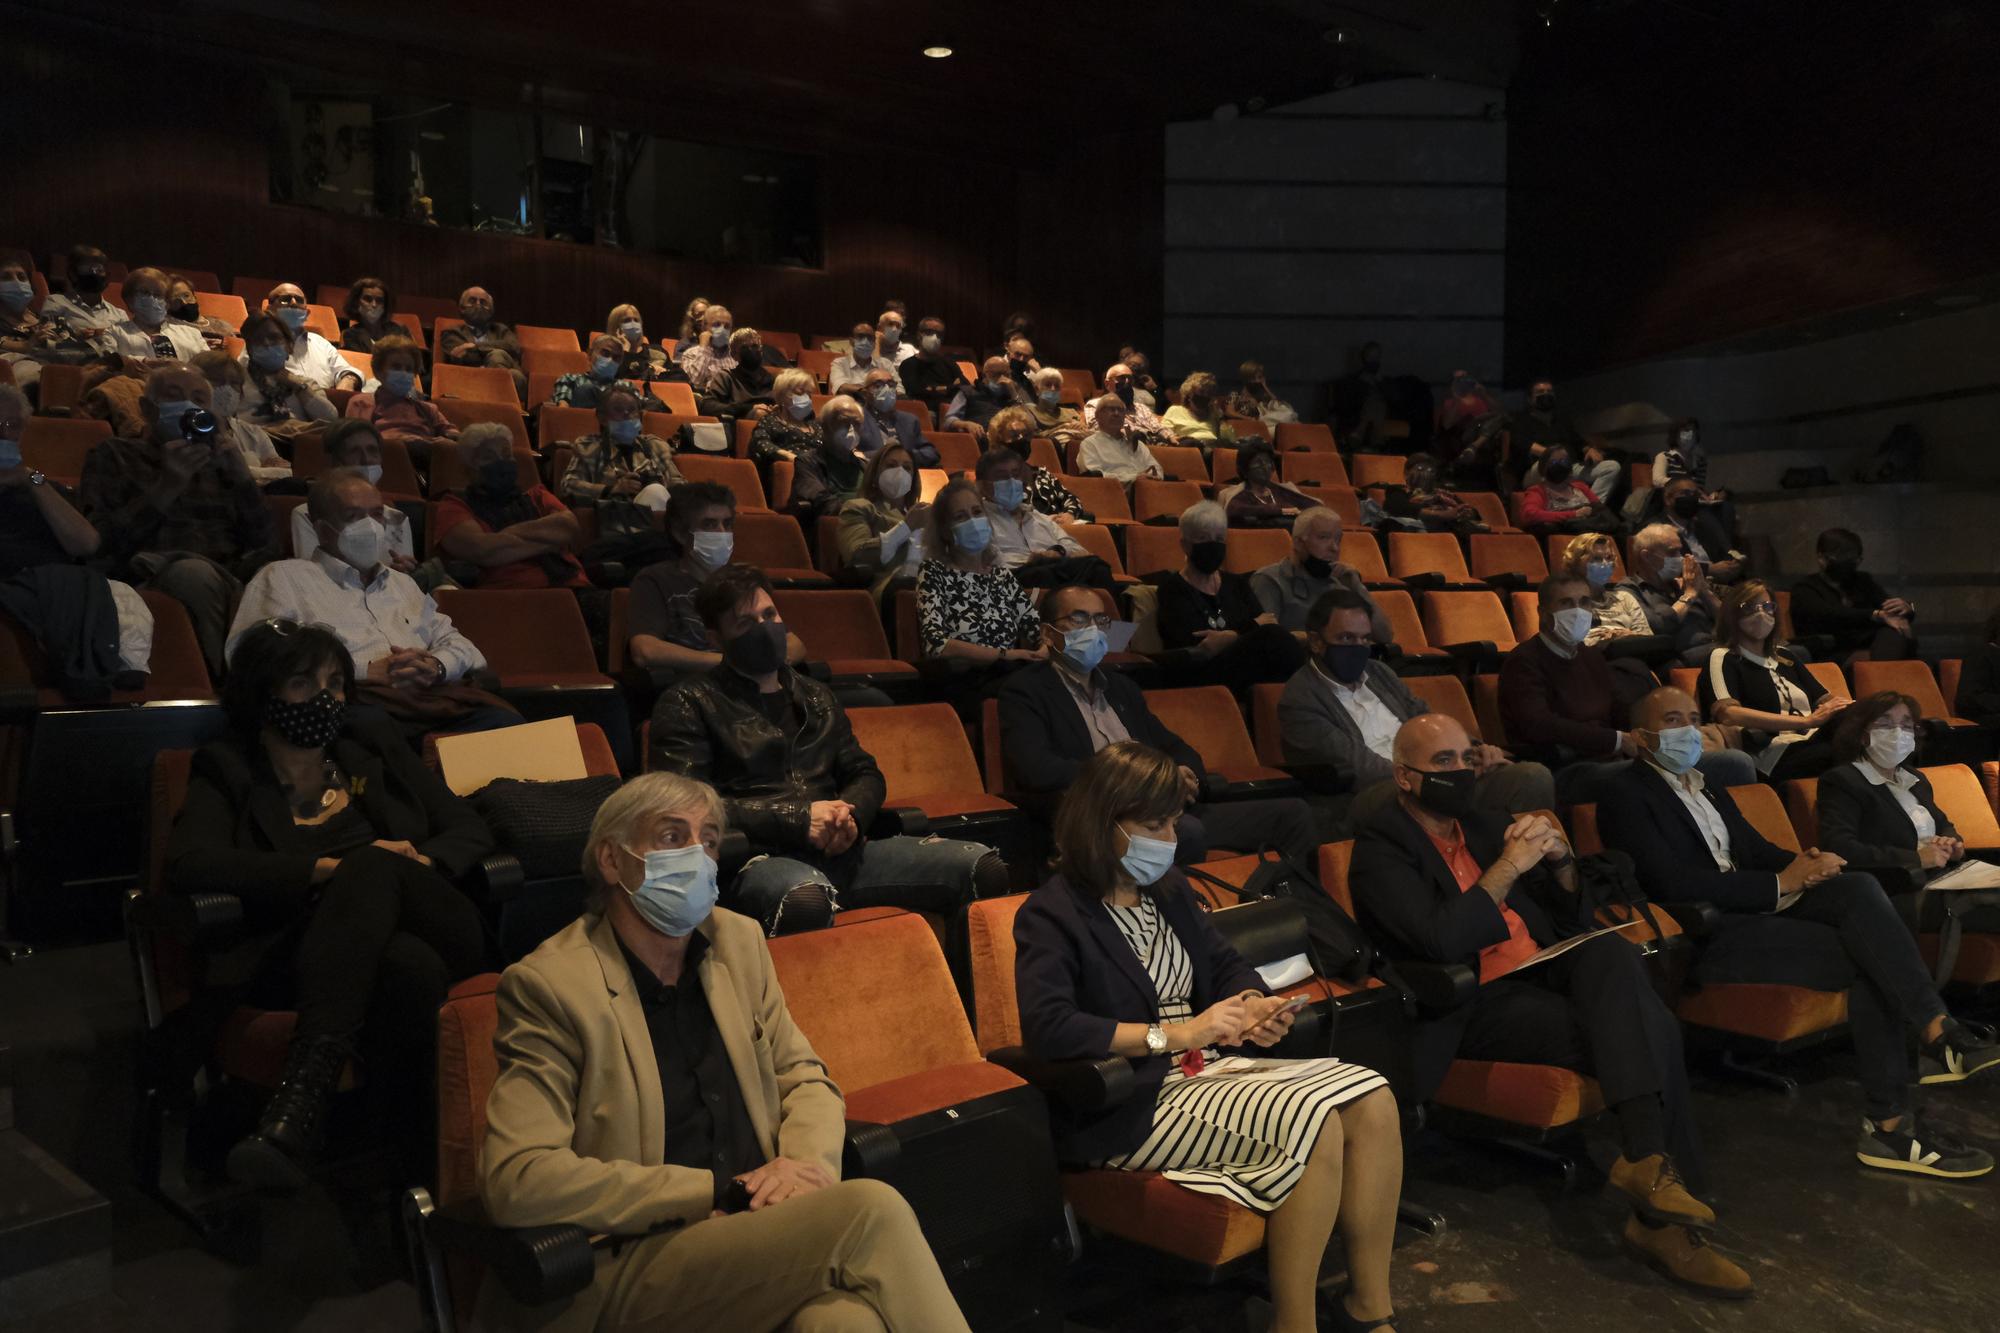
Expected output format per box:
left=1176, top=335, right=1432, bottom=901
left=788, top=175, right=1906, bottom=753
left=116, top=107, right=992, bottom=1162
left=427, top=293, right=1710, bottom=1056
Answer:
left=1141, top=685, right=1290, bottom=786
left=845, top=703, right=1021, bottom=823
left=771, top=588, right=915, bottom=679
left=1677, top=984, right=1850, bottom=1043
left=1919, top=932, right=2000, bottom=986
left=1433, top=1060, right=1605, bottom=1127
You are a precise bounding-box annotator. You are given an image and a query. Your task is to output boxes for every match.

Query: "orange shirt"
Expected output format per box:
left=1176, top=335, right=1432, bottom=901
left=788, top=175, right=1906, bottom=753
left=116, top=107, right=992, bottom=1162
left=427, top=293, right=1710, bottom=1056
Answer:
left=1424, top=821, right=1540, bottom=982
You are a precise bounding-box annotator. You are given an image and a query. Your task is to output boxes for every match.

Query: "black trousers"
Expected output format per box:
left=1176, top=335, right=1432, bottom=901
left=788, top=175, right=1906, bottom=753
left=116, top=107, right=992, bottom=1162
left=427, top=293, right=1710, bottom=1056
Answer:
left=1693, top=872, right=1944, bottom=1120
left=1177, top=797, right=1319, bottom=865
left=1455, top=933, right=1702, bottom=1181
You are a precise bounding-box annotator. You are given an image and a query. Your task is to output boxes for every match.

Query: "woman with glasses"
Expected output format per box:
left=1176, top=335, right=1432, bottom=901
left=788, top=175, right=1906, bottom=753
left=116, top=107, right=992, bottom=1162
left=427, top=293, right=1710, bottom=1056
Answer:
left=1698, top=580, right=1852, bottom=779
left=1813, top=692, right=1974, bottom=894
left=1154, top=500, right=1305, bottom=690
left=915, top=478, right=1042, bottom=666
left=105, top=267, right=207, bottom=362
left=837, top=442, right=930, bottom=609
left=166, top=619, right=491, bottom=1189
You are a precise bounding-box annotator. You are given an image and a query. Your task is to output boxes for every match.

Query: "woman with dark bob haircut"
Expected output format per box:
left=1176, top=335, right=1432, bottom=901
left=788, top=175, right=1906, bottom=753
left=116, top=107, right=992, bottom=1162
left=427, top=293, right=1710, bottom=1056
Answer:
left=167, top=619, right=492, bottom=1188
left=1816, top=691, right=1986, bottom=900
left=1012, top=740, right=1403, bottom=1333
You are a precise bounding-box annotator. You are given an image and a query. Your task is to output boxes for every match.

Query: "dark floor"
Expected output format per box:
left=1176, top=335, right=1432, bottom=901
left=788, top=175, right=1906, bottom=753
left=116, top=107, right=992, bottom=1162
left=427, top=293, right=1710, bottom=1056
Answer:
left=4, top=942, right=1996, bottom=1333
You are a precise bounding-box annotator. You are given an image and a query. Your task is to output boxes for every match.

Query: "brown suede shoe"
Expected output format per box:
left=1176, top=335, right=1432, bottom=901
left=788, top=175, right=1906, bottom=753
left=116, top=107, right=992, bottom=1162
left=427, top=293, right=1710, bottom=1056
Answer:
left=1621, top=1217, right=1754, bottom=1299
left=1607, top=1152, right=1715, bottom=1228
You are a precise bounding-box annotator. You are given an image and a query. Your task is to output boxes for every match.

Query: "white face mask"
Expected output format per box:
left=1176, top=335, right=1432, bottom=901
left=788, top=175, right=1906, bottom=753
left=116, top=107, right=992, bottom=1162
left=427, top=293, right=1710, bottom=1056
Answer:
left=878, top=466, right=912, bottom=500
left=691, top=529, right=734, bottom=571
left=1740, top=613, right=1775, bottom=643
left=208, top=385, right=241, bottom=419
left=1867, top=725, right=1915, bottom=770
left=335, top=515, right=386, bottom=571
left=920, top=333, right=940, bottom=351
left=357, top=462, right=384, bottom=486
left=1552, top=606, right=1594, bottom=646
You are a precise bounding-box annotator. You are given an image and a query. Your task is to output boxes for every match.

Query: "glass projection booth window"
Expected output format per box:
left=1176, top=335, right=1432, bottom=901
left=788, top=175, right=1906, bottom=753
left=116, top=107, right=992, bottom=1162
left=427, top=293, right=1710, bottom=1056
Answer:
left=267, top=81, right=822, bottom=268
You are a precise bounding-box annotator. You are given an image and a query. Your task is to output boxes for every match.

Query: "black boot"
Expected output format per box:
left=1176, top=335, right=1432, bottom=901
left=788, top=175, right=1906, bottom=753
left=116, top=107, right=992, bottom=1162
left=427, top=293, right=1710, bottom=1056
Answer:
left=227, top=1034, right=352, bottom=1191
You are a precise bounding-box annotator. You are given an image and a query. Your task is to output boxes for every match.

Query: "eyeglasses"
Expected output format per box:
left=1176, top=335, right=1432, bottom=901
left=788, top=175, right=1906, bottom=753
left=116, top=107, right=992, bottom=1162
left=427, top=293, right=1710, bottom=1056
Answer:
left=1054, top=612, right=1114, bottom=631
left=1745, top=601, right=1777, bottom=615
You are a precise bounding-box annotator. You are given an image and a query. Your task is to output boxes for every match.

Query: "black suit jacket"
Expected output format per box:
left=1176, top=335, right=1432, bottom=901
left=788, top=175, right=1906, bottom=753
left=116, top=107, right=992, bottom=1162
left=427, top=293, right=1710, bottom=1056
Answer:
left=1814, top=761, right=1955, bottom=893
left=997, top=661, right=1203, bottom=794
left=1012, top=871, right=1266, bottom=1162
left=1597, top=760, right=1789, bottom=914
left=1348, top=802, right=1576, bottom=1096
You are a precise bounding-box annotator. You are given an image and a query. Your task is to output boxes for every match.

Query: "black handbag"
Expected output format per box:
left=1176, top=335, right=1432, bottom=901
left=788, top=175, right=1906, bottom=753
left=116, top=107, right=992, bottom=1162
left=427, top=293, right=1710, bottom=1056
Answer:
left=469, top=775, right=623, bottom=881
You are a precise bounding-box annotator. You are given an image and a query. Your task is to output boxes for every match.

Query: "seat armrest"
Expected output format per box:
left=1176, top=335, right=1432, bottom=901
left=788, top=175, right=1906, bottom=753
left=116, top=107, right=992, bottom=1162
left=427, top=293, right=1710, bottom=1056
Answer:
left=425, top=1205, right=596, bottom=1308
left=1658, top=901, right=1721, bottom=936
left=1199, top=773, right=1229, bottom=803
left=1391, top=958, right=1478, bottom=1014
left=141, top=891, right=246, bottom=953
left=475, top=854, right=526, bottom=904
left=717, top=829, right=752, bottom=882
left=869, top=806, right=931, bottom=838
left=986, top=1047, right=1136, bottom=1113
left=800, top=660, right=834, bottom=684
left=843, top=1119, right=901, bottom=1179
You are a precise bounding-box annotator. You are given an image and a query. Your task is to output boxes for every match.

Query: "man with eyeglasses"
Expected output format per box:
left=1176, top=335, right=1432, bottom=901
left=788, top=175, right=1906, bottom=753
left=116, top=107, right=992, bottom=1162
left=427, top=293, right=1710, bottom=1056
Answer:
left=1279, top=589, right=1553, bottom=836
left=998, top=585, right=1317, bottom=865
left=1594, top=522, right=1721, bottom=667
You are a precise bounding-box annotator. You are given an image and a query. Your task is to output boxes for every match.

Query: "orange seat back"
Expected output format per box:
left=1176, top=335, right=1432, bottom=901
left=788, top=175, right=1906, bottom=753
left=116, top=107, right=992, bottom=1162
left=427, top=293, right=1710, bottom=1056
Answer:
left=1782, top=778, right=1820, bottom=849
left=1125, top=525, right=1182, bottom=577
left=1918, top=764, right=2000, bottom=849
left=1339, top=532, right=1391, bottom=583
left=1405, top=674, right=1481, bottom=739
left=1304, top=486, right=1362, bottom=526
left=35, top=364, right=86, bottom=414
left=1227, top=417, right=1270, bottom=443
left=1224, top=528, right=1294, bottom=575
left=795, top=348, right=836, bottom=383
left=138, top=589, right=217, bottom=701
left=1273, top=422, right=1338, bottom=454
left=1388, top=532, right=1472, bottom=582
left=1025, top=438, right=1062, bottom=475
left=1459, top=492, right=1514, bottom=533
left=1373, top=589, right=1435, bottom=654
left=1804, top=660, right=1850, bottom=700
left=924, top=431, right=981, bottom=475
left=761, top=331, right=803, bottom=362
left=1250, top=683, right=1285, bottom=766
left=194, top=291, right=248, bottom=327
left=432, top=589, right=602, bottom=679
left=537, top=403, right=599, bottom=447
left=337, top=348, right=374, bottom=380
left=768, top=910, right=981, bottom=1092
left=1068, top=523, right=1127, bottom=576
left=1149, top=445, right=1208, bottom=483
left=1317, top=840, right=1358, bottom=915
left=1059, top=474, right=1133, bottom=522
left=733, top=511, right=817, bottom=572
left=522, top=348, right=589, bottom=380
left=1852, top=660, right=1952, bottom=720
left=436, top=399, right=530, bottom=452
left=1569, top=803, right=1604, bottom=856
left=1142, top=685, right=1261, bottom=773
left=1669, top=666, right=1699, bottom=697
left=1280, top=451, right=1348, bottom=487
left=1727, top=783, right=1803, bottom=853
left=966, top=894, right=1031, bottom=1053
left=1472, top=674, right=1507, bottom=747
left=21, top=416, right=110, bottom=481
left=432, top=362, right=522, bottom=406
left=772, top=589, right=895, bottom=661
left=675, top=455, right=769, bottom=511
left=1773, top=588, right=1796, bottom=642
left=435, top=973, right=504, bottom=1210
left=1350, top=455, right=1405, bottom=489
left=1422, top=590, right=1516, bottom=649
left=1940, top=658, right=1962, bottom=712
left=1508, top=591, right=1540, bottom=644
left=1469, top=533, right=1547, bottom=580
left=515, top=324, right=580, bottom=354
left=646, top=381, right=700, bottom=416
left=1133, top=478, right=1205, bottom=523
left=846, top=703, right=987, bottom=801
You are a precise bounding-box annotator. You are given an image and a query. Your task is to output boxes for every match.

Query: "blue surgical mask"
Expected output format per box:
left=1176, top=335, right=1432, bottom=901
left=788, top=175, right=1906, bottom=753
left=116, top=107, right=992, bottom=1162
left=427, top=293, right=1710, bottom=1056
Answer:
left=952, top=515, right=992, bottom=553
left=592, top=355, right=619, bottom=380
left=0, top=279, right=32, bottom=309
left=621, top=843, right=718, bottom=938
left=1553, top=606, right=1594, bottom=646
left=274, top=305, right=309, bottom=333
left=990, top=479, right=1025, bottom=511
left=788, top=394, right=812, bottom=420
left=985, top=377, right=1007, bottom=394
left=1063, top=625, right=1108, bottom=673
left=879, top=327, right=900, bottom=347
left=1648, top=724, right=1704, bottom=775
left=608, top=417, right=641, bottom=444
left=709, top=326, right=730, bottom=349
left=152, top=399, right=196, bottom=439
left=250, top=343, right=288, bottom=372
left=691, top=529, right=734, bottom=571
left=1585, top=560, right=1614, bottom=589
left=0, top=439, right=22, bottom=470
left=130, top=293, right=167, bottom=325
left=620, top=319, right=643, bottom=340
left=1657, top=555, right=1684, bottom=581
left=381, top=368, right=416, bottom=396
left=1118, top=825, right=1178, bottom=887
left=1039, top=389, right=1060, bottom=406
left=872, top=387, right=896, bottom=409
left=852, top=338, right=874, bottom=359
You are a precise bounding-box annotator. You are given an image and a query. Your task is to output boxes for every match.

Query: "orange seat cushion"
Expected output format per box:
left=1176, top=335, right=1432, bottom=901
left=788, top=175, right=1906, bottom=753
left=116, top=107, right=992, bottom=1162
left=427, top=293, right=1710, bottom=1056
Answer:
left=1677, top=983, right=1848, bottom=1043
left=843, top=1061, right=1026, bottom=1125
left=907, top=792, right=1018, bottom=819
left=1920, top=932, right=2000, bottom=985
left=967, top=895, right=1028, bottom=1053
left=1060, top=1168, right=1267, bottom=1266
left=824, top=658, right=918, bottom=677
left=214, top=1007, right=300, bottom=1089
left=1434, top=1059, right=1604, bottom=1128
left=436, top=973, right=504, bottom=1208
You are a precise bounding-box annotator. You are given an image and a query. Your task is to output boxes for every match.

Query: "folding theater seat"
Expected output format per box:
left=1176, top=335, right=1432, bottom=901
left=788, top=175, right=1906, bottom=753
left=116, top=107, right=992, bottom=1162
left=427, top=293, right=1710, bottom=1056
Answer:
left=1472, top=674, right=1508, bottom=747
left=535, top=404, right=598, bottom=449
left=429, top=591, right=627, bottom=762
left=1419, top=590, right=1517, bottom=660
left=843, top=703, right=1030, bottom=878
left=673, top=455, right=770, bottom=511
left=732, top=511, right=829, bottom=584
left=1458, top=493, right=1518, bottom=534
left=1222, top=528, right=1293, bottom=575
left=1854, top=660, right=1979, bottom=729
left=431, top=363, right=522, bottom=406
left=1913, top=764, right=2000, bottom=992
left=1469, top=533, right=1547, bottom=583
left=1278, top=451, right=1346, bottom=489
left=1386, top=532, right=1482, bottom=589
left=20, top=415, right=110, bottom=486
left=514, top=325, right=580, bottom=354
left=1146, top=445, right=1208, bottom=483
left=1373, top=589, right=1449, bottom=663
left=645, top=381, right=699, bottom=416
left=1350, top=455, right=1405, bottom=489
left=1272, top=421, right=1337, bottom=453
left=765, top=910, right=1070, bottom=1327
left=1133, top=478, right=1205, bottom=523
left=436, top=399, right=532, bottom=453
left=1121, top=525, right=1182, bottom=578
left=924, top=430, right=980, bottom=474
left=1340, top=531, right=1397, bottom=587
left=1140, top=685, right=1297, bottom=800
left=1304, top=485, right=1362, bottom=526
left=1066, top=523, right=1135, bottom=584
left=770, top=588, right=917, bottom=689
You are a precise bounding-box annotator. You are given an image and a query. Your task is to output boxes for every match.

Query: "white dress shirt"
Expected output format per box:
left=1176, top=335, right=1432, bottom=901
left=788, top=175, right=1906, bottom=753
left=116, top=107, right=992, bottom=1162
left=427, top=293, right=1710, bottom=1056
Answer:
left=1853, top=759, right=1936, bottom=842
left=290, top=505, right=418, bottom=565
left=1319, top=664, right=1402, bottom=762
left=982, top=499, right=1085, bottom=568
left=1646, top=758, right=1788, bottom=910
left=105, top=318, right=208, bottom=361
left=1077, top=431, right=1162, bottom=484
left=288, top=330, right=368, bottom=391
left=226, top=549, right=484, bottom=680
left=828, top=352, right=905, bottom=395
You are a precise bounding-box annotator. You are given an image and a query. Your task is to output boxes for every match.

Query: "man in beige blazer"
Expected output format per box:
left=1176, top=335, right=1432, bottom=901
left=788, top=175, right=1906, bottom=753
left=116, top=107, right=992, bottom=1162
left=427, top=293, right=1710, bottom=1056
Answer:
left=476, top=772, right=970, bottom=1332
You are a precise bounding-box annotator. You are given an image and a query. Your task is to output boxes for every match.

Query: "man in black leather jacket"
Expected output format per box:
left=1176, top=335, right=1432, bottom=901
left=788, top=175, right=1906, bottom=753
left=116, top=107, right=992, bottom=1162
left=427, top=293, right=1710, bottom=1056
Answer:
left=648, top=565, right=1006, bottom=934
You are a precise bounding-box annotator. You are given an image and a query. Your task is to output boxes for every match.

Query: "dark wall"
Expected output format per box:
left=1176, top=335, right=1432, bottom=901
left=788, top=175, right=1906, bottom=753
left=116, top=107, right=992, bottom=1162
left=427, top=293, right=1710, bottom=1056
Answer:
left=1506, top=1, right=2000, bottom=381
left=3, top=24, right=1163, bottom=370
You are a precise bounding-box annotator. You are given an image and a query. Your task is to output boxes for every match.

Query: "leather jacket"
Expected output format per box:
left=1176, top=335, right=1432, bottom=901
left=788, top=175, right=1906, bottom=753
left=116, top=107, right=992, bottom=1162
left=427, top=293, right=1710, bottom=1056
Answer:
left=647, top=665, right=886, bottom=863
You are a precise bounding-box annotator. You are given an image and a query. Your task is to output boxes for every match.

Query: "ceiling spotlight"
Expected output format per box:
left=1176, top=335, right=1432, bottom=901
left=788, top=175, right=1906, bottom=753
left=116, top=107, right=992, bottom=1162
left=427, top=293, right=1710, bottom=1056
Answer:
left=922, top=45, right=953, bottom=58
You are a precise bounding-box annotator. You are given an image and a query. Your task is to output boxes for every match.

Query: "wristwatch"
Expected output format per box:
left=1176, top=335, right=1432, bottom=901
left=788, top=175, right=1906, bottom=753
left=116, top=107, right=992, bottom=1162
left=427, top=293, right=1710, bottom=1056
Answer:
left=1144, top=1024, right=1169, bottom=1057
left=26, top=468, right=44, bottom=486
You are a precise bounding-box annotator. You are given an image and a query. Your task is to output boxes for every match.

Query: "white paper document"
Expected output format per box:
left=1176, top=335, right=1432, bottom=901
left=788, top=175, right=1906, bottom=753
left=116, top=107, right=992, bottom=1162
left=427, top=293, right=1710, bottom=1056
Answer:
left=1500, top=919, right=1647, bottom=976
left=1929, top=859, right=2000, bottom=891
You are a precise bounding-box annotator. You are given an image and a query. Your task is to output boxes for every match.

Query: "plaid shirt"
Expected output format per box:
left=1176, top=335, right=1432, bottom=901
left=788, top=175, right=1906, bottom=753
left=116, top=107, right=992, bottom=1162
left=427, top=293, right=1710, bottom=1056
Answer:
left=556, top=432, right=684, bottom=505
left=79, top=435, right=272, bottom=572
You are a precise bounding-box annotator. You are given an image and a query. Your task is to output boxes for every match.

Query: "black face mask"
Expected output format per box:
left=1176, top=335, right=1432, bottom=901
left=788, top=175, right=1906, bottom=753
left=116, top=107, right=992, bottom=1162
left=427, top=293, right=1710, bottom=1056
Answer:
left=1321, top=642, right=1372, bottom=684
left=1532, top=393, right=1556, bottom=412
left=475, top=458, right=518, bottom=494
left=1409, top=766, right=1476, bottom=819
left=1301, top=554, right=1333, bottom=580
left=1361, top=355, right=1382, bottom=374
left=1189, top=540, right=1227, bottom=574
left=1825, top=558, right=1859, bottom=581
left=1114, top=382, right=1135, bottom=407
left=1007, top=358, right=1031, bottom=378
left=266, top=689, right=346, bottom=750
left=1670, top=494, right=1701, bottom=519
left=170, top=300, right=200, bottom=322
left=1544, top=459, right=1573, bottom=483
left=71, top=271, right=108, bottom=296
left=723, top=621, right=787, bottom=676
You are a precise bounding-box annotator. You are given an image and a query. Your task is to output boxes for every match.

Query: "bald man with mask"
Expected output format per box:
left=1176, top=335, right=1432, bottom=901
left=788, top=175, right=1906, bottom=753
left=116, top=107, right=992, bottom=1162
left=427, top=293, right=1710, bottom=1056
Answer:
left=1351, top=712, right=1751, bottom=1297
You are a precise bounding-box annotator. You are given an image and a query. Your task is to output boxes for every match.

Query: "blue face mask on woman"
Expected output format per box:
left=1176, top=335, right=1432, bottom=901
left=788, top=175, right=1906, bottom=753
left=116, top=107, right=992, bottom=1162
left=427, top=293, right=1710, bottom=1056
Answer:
left=952, top=515, right=992, bottom=554
left=592, top=355, right=620, bottom=380
left=620, top=843, right=718, bottom=938
left=788, top=394, right=813, bottom=420
left=1118, top=825, right=1177, bottom=887
left=250, top=343, right=288, bottom=372
left=1585, top=560, right=1614, bottom=590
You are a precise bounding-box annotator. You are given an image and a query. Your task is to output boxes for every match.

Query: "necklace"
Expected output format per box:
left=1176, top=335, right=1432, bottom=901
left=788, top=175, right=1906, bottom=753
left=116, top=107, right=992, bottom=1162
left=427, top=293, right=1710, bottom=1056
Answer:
left=285, top=758, right=346, bottom=819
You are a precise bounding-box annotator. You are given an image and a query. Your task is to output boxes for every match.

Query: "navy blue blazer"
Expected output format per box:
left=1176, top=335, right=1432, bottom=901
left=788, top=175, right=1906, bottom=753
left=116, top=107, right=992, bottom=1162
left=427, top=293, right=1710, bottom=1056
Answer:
left=997, top=662, right=1205, bottom=796
left=1597, top=760, right=1789, bottom=914
left=1013, top=870, right=1267, bottom=1163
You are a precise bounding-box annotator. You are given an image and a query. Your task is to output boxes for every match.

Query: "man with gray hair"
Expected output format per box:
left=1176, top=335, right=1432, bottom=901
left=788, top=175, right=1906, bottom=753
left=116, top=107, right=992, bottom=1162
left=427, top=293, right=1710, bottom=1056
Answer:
left=478, top=770, right=973, bottom=1332
left=1249, top=505, right=1391, bottom=642
left=1594, top=521, right=1721, bottom=666
left=435, top=284, right=526, bottom=400
left=435, top=421, right=588, bottom=590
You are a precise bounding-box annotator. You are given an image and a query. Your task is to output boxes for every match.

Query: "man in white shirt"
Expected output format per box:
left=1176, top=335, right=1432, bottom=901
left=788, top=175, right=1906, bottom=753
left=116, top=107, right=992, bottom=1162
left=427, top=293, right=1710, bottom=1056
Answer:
left=1600, top=685, right=2000, bottom=1179
left=1076, top=394, right=1162, bottom=484
left=263, top=283, right=365, bottom=392
left=974, top=448, right=1088, bottom=576
left=828, top=321, right=904, bottom=395
left=228, top=469, right=514, bottom=732
left=104, top=267, right=208, bottom=362
left=39, top=245, right=120, bottom=342
left=874, top=310, right=918, bottom=367
left=1278, top=590, right=1550, bottom=834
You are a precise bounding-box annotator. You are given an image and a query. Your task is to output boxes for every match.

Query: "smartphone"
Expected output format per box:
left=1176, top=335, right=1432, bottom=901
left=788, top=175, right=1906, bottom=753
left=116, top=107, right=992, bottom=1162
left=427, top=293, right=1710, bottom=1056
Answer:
left=1270, top=994, right=1313, bottom=1017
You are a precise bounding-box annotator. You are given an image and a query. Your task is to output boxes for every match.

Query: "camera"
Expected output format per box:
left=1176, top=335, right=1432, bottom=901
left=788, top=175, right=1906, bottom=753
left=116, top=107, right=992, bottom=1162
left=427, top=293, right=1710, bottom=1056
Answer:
left=181, top=407, right=219, bottom=444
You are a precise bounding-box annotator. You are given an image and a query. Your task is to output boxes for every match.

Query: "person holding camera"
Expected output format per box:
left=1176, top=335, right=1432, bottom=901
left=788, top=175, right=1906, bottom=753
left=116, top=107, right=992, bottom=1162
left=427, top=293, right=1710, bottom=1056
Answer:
left=78, top=363, right=273, bottom=675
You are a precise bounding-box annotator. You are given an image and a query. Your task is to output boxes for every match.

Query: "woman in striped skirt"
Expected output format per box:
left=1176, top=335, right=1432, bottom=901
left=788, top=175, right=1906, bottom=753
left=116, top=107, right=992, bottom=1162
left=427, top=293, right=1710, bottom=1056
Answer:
left=1014, top=741, right=1403, bottom=1333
